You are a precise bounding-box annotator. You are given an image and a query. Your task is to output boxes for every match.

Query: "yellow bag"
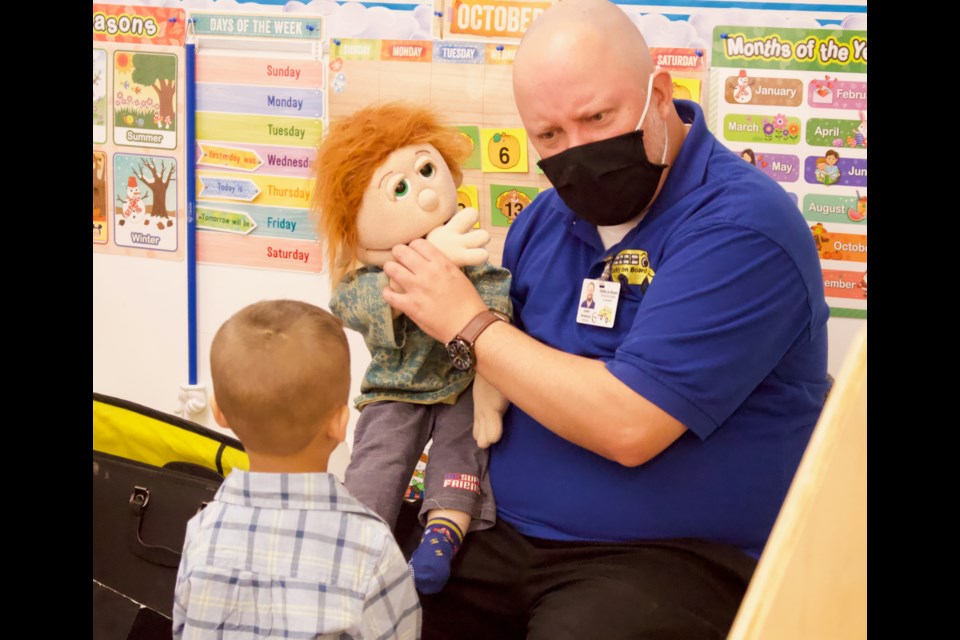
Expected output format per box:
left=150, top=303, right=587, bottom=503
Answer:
left=93, top=392, right=248, bottom=475
left=93, top=393, right=249, bottom=632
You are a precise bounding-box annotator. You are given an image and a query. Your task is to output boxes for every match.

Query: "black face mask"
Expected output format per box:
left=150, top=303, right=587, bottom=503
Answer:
left=538, top=127, right=668, bottom=227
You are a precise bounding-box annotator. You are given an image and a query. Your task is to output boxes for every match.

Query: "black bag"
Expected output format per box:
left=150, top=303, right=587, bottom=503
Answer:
left=93, top=393, right=248, bottom=638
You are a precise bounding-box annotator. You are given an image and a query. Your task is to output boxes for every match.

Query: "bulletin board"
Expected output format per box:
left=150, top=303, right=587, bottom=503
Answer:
left=326, top=36, right=709, bottom=264
left=328, top=37, right=551, bottom=264
left=710, top=26, right=867, bottom=318
left=656, top=48, right=709, bottom=104
left=93, top=4, right=187, bottom=260
left=191, top=11, right=326, bottom=273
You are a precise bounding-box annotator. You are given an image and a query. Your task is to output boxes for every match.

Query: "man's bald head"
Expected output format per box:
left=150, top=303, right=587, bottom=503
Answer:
left=514, top=0, right=653, bottom=92
left=510, top=0, right=687, bottom=213
left=511, top=0, right=674, bottom=163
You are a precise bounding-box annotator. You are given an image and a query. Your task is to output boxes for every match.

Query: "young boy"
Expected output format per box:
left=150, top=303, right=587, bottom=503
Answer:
left=173, top=300, right=420, bottom=640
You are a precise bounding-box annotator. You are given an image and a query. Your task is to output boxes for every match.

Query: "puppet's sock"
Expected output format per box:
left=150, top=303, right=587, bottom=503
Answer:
left=409, top=517, right=464, bottom=594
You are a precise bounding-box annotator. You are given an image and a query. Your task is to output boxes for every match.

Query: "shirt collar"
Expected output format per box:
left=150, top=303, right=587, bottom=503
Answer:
left=215, top=469, right=377, bottom=517
left=643, top=99, right=712, bottom=221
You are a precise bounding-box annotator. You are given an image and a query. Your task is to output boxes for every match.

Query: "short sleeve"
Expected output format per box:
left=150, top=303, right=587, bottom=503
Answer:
left=330, top=270, right=405, bottom=350
left=607, top=223, right=813, bottom=439
left=360, top=538, right=421, bottom=640
left=501, top=207, right=541, bottom=332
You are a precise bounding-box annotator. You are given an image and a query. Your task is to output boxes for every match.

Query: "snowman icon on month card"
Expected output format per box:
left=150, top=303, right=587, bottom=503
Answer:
left=733, top=70, right=752, bottom=104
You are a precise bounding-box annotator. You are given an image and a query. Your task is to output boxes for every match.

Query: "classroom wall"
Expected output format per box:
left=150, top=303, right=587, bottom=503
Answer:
left=93, top=0, right=867, bottom=480
left=93, top=252, right=362, bottom=477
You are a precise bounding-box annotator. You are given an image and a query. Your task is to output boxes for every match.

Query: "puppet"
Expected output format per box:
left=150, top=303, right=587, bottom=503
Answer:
left=313, top=102, right=512, bottom=594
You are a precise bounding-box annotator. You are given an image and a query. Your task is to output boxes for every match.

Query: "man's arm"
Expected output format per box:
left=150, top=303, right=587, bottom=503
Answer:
left=384, top=217, right=815, bottom=468
left=474, top=320, right=686, bottom=465
left=382, top=239, right=685, bottom=467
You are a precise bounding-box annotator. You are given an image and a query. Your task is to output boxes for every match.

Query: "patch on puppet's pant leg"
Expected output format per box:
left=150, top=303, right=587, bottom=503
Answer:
left=442, top=473, right=480, bottom=493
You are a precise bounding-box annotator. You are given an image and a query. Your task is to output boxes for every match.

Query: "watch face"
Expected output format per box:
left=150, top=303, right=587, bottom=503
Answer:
left=446, top=338, right=473, bottom=371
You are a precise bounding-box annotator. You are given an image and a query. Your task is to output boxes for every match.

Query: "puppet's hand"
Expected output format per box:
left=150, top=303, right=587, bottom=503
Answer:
left=426, top=207, right=490, bottom=267
left=473, top=375, right=508, bottom=449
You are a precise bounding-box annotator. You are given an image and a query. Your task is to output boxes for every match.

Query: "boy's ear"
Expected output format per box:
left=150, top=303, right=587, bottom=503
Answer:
left=329, top=404, right=350, bottom=444
left=210, top=394, right=231, bottom=431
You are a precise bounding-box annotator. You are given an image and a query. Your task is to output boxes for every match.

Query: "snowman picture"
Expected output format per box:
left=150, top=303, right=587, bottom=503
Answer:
left=117, top=176, right=149, bottom=226
left=733, top=69, right=752, bottom=104
left=111, top=153, right=178, bottom=252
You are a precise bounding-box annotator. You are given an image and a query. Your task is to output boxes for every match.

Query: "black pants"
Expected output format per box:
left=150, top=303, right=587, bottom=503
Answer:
left=420, top=519, right=757, bottom=640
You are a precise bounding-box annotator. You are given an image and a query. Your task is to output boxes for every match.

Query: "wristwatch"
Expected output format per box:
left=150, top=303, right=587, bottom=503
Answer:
left=446, top=309, right=509, bottom=371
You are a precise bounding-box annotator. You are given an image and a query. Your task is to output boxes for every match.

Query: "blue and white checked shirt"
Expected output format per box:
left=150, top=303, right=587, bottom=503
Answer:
left=173, top=471, right=420, bottom=639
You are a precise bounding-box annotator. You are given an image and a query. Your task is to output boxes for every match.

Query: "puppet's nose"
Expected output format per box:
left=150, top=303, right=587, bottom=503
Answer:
left=418, top=188, right=439, bottom=212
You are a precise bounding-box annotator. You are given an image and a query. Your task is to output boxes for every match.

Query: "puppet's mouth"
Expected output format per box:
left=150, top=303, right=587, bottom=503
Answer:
left=365, top=235, right=428, bottom=252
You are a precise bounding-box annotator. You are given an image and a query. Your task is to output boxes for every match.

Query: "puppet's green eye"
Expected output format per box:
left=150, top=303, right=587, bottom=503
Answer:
left=394, top=180, right=410, bottom=198
left=419, top=162, right=435, bottom=178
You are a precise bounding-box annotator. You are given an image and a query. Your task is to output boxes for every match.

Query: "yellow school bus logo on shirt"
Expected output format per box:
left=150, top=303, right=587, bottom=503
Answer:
left=611, top=250, right=655, bottom=289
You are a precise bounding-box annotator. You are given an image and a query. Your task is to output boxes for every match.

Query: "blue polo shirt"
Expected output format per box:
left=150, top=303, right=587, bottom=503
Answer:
left=492, top=100, right=829, bottom=558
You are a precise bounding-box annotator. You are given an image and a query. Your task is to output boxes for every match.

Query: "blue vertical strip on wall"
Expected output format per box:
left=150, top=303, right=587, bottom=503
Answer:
left=186, top=39, right=198, bottom=385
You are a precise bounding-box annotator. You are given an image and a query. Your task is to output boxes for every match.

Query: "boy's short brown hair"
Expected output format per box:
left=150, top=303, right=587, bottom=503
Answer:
left=210, top=300, right=350, bottom=456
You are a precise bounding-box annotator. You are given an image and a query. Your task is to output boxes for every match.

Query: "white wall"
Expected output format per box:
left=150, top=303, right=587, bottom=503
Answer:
left=93, top=252, right=368, bottom=479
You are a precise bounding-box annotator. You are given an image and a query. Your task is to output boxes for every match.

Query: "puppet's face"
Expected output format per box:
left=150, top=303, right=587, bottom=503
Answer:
left=356, top=143, right=458, bottom=266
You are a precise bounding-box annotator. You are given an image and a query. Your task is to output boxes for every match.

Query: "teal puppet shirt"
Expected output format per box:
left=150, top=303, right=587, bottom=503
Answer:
left=330, top=263, right=512, bottom=409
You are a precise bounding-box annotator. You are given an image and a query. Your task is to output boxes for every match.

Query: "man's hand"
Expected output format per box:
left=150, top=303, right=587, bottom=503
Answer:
left=385, top=276, right=404, bottom=319
left=382, top=239, right=487, bottom=343
left=384, top=243, right=687, bottom=467
left=425, top=207, right=490, bottom=267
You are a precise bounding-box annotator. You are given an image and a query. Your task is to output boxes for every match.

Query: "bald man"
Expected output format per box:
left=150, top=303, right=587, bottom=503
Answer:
left=384, top=1, right=830, bottom=637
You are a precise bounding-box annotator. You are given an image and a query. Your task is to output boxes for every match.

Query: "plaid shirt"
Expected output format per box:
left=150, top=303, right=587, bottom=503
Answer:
left=173, top=471, right=420, bottom=639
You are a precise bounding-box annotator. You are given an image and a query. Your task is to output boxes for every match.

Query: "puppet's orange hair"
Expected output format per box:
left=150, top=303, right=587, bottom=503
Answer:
left=312, top=102, right=472, bottom=284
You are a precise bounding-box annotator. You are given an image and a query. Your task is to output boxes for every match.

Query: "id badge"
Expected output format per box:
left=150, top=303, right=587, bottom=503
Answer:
left=576, top=278, right=620, bottom=329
